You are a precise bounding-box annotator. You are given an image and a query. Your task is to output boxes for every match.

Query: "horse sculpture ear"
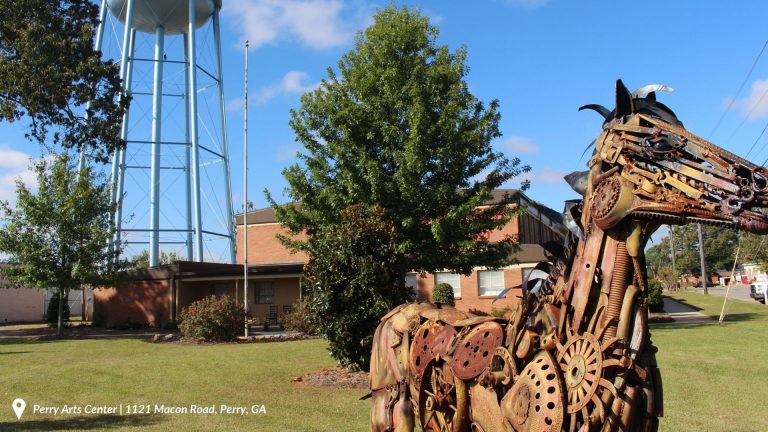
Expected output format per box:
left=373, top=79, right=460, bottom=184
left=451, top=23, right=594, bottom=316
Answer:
left=615, top=79, right=634, bottom=118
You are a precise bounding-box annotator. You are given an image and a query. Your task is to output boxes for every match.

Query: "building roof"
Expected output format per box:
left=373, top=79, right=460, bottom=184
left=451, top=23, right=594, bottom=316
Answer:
left=123, top=260, right=304, bottom=282
left=235, top=189, right=564, bottom=228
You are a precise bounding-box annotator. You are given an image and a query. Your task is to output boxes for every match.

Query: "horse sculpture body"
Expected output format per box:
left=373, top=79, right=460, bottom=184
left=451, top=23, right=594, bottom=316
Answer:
left=369, top=80, right=768, bottom=432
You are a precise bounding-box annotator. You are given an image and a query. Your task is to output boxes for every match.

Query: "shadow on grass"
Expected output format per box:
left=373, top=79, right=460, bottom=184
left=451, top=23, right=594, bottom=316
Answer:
left=0, top=414, right=163, bottom=431
left=0, top=351, right=31, bottom=355
left=665, top=297, right=704, bottom=311
left=713, top=312, right=764, bottom=322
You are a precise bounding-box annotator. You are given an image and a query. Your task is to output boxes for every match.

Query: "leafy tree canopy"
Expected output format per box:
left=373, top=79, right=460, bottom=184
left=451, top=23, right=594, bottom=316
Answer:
left=646, top=224, right=741, bottom=279
left=0, top=153, right=126, bottom=334
left=268, top=5, right=529, bottom=276
left=0, top=0, right=126, bottom=161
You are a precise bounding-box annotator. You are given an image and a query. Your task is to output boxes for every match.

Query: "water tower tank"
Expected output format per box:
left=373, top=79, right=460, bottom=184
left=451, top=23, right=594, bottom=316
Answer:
left=106, top=0, right=220, bottom=35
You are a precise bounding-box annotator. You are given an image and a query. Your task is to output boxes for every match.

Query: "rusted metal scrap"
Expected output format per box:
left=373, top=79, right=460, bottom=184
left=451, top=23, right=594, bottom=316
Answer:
left=369, top=79, right=768, bottom=432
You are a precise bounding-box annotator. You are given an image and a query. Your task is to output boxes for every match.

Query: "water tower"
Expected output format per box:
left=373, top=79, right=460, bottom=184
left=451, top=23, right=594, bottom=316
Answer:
left=86, top=0, right=235, bottom=265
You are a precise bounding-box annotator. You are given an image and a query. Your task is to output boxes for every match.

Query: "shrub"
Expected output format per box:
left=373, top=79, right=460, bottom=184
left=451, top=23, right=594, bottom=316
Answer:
left=178, top=295, right=246, bottom=341
left=432, top=283, right=455, bottom=306
left=648, top=279, right=664, bottom=312
left=280, top=302, right=318, bottom=335
left=490, top=306, right=514, bottom=318
left=46, top=292, right=70, bottom=325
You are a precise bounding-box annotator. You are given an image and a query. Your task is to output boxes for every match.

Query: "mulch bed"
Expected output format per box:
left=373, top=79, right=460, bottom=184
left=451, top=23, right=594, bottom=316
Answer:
left=292, top=367, right=369, bottom=389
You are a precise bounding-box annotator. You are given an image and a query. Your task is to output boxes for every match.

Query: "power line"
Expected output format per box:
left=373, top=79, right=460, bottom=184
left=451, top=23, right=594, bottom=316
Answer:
left=708, top=38, right=768, bottom=139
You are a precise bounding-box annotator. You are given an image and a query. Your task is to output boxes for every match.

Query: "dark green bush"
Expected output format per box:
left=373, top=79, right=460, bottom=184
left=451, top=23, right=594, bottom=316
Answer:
left=178, top=295, right=245, bottom=341
left=432, top=283, right=455, bottom=306
left=280, top=302, right=318, bottom=335
left=46, top=292, right=70, bottom=325
left=302, top=205, right=412, bottom=370
left=648, top=279, right=664, bottom=312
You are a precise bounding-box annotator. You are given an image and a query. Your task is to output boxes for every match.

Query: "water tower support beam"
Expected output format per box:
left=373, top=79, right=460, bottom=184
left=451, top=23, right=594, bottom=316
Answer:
left=183, top=32, right=194, bottom=261
left=109, top=0, right=136, bottom=257
left=149, top=25, right=165, bottom=267
left=188, top=0, right=204, bottom=261
left=212, top=8, right=235, bottom=264
left=78, top=0, right=109, bottom=173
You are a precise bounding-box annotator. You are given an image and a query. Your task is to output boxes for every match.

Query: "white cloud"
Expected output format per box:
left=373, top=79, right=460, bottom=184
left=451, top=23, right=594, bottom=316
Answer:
left=223, top=0, right=355, bottom=50
left=525, top=167, right=567, bottom=185
left=732, top=79, right=768, bottom=119
left=255, top=70, right=320, bottom=104
left=0, top=145, right=35, bottom=204
left=501, top=136, right=539, bottom=153
left=226, top=97, right=245, bottom=113
left=276, top=144, right=301, bottom=161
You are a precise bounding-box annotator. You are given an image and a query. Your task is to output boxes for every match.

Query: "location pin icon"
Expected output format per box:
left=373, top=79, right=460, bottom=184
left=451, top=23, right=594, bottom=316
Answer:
left=12, top=398, right=26, bottom=420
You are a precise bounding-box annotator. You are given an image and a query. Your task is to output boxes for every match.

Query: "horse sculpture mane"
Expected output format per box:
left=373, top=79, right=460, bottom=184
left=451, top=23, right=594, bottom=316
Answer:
left=369, top=79, right=768, bottom=432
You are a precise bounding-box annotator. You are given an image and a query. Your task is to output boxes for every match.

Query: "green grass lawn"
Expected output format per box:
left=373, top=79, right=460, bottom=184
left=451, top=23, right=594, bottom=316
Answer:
left=1, top=292, right=766, bottom=431
left=653, top=291, right=768, bottom=432
left=0, top=338, right=370, bottom=431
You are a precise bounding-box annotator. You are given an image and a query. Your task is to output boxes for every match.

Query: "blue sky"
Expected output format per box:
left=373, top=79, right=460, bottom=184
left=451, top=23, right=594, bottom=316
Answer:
left=3, top=0, right=768, bottom=251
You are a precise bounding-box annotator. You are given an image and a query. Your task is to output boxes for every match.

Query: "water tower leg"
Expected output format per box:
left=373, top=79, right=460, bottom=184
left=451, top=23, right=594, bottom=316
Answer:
left=77, top=0, right=109, bottom=173
left=109, top=0, right=136, bottom=258
left=113, top=29, right=137, bottom=254
left=183, top=33, right=194, bottom=262
left=149, top=25, right=165, bottom=267
left=213, top=9, right=236, bottom=264
left=188, top=0, right=204, bottom=261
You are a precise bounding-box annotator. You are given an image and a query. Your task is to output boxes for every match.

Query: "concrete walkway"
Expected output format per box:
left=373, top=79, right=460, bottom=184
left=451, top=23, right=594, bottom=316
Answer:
left=662, top=297, right=711, bottom=324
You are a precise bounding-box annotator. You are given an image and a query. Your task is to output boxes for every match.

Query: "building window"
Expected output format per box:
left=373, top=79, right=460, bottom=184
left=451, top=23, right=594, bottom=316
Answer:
left=405, top=273, right=418, bottom=297
left=522, top=268, right=534, bottom=287
left=435, top=272, right=461, bottom=298
left=255, top=282, right=274, bottom=304
left=478, top=270, right=504, bottom=296
left=210, top=283, right=229, bottom=297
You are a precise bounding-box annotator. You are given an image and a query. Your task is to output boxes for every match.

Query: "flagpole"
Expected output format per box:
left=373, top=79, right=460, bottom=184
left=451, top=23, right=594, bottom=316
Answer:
left=243, top=40, right=249, bottom=337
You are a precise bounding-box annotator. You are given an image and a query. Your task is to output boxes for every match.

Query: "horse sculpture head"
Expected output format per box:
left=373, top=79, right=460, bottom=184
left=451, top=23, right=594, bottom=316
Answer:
left=370, top=80, right=768, bottom=432
left=571, top=79, right=768, bottom=235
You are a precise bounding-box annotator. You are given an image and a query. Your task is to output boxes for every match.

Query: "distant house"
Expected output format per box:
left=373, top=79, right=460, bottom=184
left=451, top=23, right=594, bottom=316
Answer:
left=93, top=189, right=565, bottom=326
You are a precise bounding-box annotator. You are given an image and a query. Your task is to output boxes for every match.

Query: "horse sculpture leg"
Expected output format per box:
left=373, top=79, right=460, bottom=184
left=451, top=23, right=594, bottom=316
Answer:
left=370, top=310, right=414, bottom=432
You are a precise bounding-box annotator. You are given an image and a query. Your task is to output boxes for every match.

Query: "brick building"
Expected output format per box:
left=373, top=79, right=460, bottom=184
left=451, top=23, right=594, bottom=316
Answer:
left=235, top=189, right=564, bottom=314
left=93, top=190, right=564, bottom=326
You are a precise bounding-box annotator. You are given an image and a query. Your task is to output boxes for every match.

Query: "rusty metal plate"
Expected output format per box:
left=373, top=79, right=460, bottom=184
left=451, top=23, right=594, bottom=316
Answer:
left=419, top=306, right=471, bottom=326
left=450, top=321, right=504, bottom=380
left=410, top=320, right=457, bottom=379
left=501, top=350, right=565, bottom=432
left=454, top=316, right=502, bottom=327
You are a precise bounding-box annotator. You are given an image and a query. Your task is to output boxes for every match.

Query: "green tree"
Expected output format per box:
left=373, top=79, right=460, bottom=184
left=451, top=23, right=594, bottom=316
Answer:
left=303, top=205, right=411, bottom=369
left=130, top=250, right=180, bottom=269
left=647, top=224, right=739, bottom=285
left=0, top=0, right=126, bottom=161
left=267, top=6, right=529, bottom=369
left=0, top=153, right=124, bottom=335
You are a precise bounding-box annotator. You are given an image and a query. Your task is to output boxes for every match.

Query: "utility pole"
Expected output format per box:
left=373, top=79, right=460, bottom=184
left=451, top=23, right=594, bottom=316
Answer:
left=697, top=223, right=708, bottom=295
left=243, top=40, right=249, bottom=337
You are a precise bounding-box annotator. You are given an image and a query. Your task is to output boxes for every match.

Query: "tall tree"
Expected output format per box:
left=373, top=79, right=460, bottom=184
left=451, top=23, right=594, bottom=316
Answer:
left=646, top=224, right=740, bottom=283
left=0, top=153, right=124, bottom=335
left=267, top=6, right=529, bottom=368
left=0, top=0, right=126, bottom=161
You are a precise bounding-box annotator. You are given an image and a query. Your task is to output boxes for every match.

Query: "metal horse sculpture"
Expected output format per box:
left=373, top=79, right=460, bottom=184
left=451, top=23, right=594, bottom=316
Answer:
left=369, top=80, right=768, bottom=432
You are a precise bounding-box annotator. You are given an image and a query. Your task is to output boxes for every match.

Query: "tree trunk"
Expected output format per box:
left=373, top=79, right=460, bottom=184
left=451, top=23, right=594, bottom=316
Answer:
left=56, top=287, right=65, bottom=337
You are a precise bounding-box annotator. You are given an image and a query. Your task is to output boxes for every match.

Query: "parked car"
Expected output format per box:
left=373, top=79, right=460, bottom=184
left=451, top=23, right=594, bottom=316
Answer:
left=750, top=282, right=767, bottom=304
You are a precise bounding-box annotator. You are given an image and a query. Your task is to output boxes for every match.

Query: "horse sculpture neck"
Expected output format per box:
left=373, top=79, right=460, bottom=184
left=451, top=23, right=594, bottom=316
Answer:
left=369, top=80, right=768, bottom=432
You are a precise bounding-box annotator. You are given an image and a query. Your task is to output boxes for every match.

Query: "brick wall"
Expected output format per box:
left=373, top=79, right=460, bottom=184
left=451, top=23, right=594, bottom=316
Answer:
left=236, top=224, right=308, bottom=265
left=93, top=280, right=169, bottom=327
left=413, top=266, right=529, bottom=313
